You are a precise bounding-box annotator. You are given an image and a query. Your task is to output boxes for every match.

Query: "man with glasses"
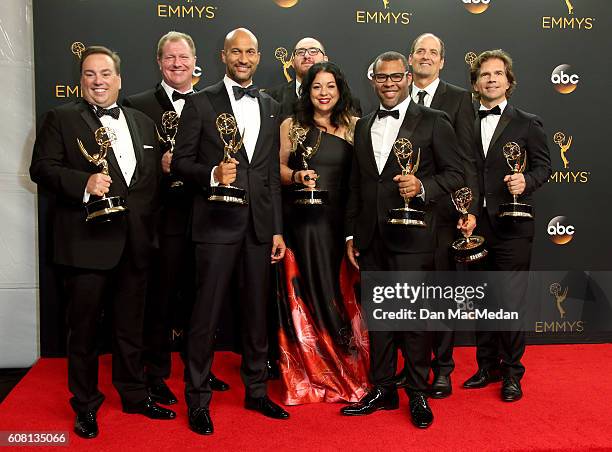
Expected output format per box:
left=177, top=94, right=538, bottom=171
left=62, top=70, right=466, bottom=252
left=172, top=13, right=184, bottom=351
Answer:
left=266, top=37, right=328, bottom=119
left=341, top=51, right=464, bottom=428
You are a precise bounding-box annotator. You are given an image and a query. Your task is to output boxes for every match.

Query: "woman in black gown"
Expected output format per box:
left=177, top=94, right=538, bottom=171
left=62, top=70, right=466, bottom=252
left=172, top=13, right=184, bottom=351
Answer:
left=276, top=62, right=369, bottom=404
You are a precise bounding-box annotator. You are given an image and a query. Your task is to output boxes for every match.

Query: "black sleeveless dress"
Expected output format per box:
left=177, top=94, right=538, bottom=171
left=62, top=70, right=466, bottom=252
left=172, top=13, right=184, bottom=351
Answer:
left=276, top=128, right=369, bottom=405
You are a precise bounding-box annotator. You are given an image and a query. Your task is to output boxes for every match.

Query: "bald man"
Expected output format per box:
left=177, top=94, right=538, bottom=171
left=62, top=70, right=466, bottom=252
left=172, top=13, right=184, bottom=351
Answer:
left=266, top=37, right=328, bottom=119
left=172, top=28, right=289, bottom=435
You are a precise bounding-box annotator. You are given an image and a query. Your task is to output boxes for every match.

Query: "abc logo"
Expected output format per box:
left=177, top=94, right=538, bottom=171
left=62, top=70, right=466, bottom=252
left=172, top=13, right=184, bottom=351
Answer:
left=191, top=65, right=202, bottom=87
left=273, top=0, right=299, bottom=7
left=547, top=216, right=575, bottom=245
left=551, top=64, right=580, bottom=94
left=462, top=0, right=490, bottom=14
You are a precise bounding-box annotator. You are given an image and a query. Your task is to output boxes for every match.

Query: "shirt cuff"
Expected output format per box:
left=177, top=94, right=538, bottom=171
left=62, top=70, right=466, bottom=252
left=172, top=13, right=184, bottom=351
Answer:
left=83, top=189, right=90, bottom=203
left=345, top=236, right=353, bottom=242
left=417, top=182, right=425, bottom=201
left=210, top=166, right=219, bottom=187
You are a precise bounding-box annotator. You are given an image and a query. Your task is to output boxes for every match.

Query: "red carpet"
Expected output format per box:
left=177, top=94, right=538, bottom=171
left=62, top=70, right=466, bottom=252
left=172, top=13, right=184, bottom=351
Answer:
left=1, top=345, right=611, bottom=451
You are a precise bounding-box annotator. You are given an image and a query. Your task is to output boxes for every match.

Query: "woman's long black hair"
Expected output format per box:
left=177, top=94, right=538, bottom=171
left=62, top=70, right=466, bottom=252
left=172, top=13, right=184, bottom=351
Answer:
left=294, top=61, right=356, bottom=131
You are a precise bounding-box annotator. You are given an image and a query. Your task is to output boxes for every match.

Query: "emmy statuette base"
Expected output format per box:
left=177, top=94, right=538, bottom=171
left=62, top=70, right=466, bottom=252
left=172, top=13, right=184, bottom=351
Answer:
left=293, top=188, right=328, bottom=206
left=85, top=196, right=128, bottom=223
left=498, top=202, right=533, bottom=220
left=452, top=235, right=488, bottom=263
left=387, top=207, right=427, bottom=227
left=208, top=185, right=248, bottom=205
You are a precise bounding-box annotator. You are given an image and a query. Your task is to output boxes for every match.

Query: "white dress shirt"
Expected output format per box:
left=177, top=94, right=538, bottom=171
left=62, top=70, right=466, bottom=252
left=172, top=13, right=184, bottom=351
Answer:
left=211, top=76, right=262, bottom=186
left=160, top=80, right=193, bottom=117
left=84, top=103, right=137, bottom=202
left=479, top=99, right=507, bottom=207
left=371, top=96, right=411, bottom=174
left=223, top=75, right=260, bottom=162
left=480, top=99, right=507, bottom=157
left=295, top=80, right=302, bottom=97
left=346, top=96, right=417, bottom=242
left=410, top=78, right=440, bottom=108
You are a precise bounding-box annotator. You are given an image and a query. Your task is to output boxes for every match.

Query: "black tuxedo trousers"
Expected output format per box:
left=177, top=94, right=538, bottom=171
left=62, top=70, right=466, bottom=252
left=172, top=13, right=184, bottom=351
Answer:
left=185, top=224, right=271, bottom=409
left=472, top=209, right=531, bottom=379
left=359, top=228, right=434, bottom=392
left=63, top=249, right=149, bottom=413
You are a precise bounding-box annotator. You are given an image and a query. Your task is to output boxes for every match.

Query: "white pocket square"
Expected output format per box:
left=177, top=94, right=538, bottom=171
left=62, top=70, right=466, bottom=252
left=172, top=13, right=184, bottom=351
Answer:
left=143, top=145, right=154, bottom=149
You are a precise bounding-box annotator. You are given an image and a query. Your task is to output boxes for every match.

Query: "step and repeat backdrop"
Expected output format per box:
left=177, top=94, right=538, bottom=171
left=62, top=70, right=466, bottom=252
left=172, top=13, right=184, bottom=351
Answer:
left=33, top=0, right=611, bottom=355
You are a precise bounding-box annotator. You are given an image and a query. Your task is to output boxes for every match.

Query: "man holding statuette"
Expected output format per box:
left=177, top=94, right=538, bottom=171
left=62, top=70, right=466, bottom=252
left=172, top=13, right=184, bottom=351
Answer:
left=341, top=51, right=464, bottom=428
left=462, top=49, right=551, bottom=402
left=171, top=28, right=288, bottom=435
left=123, top=31, right=229, bottom=407
left=30, top=46, right=174, bottom=439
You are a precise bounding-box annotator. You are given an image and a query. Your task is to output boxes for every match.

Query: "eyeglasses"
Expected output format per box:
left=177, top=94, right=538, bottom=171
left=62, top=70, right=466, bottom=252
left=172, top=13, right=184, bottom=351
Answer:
left=372, top=72, right=410, bottom=83
left=294, top=47, right=325, bottom=57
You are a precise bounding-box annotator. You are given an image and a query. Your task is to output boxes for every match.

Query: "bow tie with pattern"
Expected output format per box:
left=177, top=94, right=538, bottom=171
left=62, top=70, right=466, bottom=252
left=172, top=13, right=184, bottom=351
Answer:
left=478, top=105, right=502, bottom=119
left=232, top=85, right=260, bottom=100
left=95, top=106, right=121, bottom=120
left=172, top=90, right=193, bottom=102
left=377, top=109, right=400, bottom=119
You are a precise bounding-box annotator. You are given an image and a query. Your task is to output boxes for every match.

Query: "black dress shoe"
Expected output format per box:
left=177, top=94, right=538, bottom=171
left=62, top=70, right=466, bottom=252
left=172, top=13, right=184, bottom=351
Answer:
left=74, top=411, right=98, bottom=439
left=244, top=395, right=289, bottom=419
left=501, top=376, right=523, bottom=402
left=266, top=360, right=280, bottom=380
left=340, top=386, right=399, bottom=416
left=148, top=381, right=178, bottom=405
left=124, top=398, right=176, bottom=420
left=188, top=407, right=214, bottom=435
left=408, top=391, right=433, bottom=429
left=429, top=375, right=452, bottom=399
left=208, top=372, right=230, bottom=392
left=462, top=368, right=502, bottom=389
left=394, top=373, right=408, bottom=389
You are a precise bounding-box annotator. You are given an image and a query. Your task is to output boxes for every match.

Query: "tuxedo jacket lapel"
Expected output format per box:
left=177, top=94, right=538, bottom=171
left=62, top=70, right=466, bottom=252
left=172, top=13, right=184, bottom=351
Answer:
left=474, top=116, right=486, bottom=161
left=429, top=80, right=447, bottom=110
left=207, top=81, right=249, bottom=162
left=78, top=100, right=102, bottom=136
left=363, top=112, right=378, bottom=174
left=77, top=101, right=127, bottom=189
left=122, top=107, right=144, bottom=187
left=154, top=83, right=176, bottom=113
left=251, top=96, right=271, bottom=165
left=287, top=80, right=298, bottom=99
left=489, top=105, right=514, bottom=153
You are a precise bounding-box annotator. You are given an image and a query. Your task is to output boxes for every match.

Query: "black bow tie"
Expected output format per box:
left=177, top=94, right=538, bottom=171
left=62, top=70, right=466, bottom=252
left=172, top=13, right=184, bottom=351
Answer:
left=232, top=85, right=260, bottom=100
left=172, top=90, right=193, bottom=102
left=478, top=105, right=502, bottom=119
left=377, top=109, right=400, bottom=120
left=95, top=106, right=121, bottom=120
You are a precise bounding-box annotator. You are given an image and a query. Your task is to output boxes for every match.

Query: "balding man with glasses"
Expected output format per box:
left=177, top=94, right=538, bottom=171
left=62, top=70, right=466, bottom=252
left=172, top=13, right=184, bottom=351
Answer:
left=266, top=37, right=328, bottom=119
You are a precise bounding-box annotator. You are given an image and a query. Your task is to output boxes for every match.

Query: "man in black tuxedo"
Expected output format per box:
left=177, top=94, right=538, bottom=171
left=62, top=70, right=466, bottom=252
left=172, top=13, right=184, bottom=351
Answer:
left=123, top=31, right=229, bottom=405
left=29, top=46, right=176, bottom=439
left=462, top=50, right=551, bottom=402
left=266, top=37, right=328, bottom=119
left=171, top=28, right=289, bottom=435
left=340, top=52, right=464, bottom=428
left=393, top=33, right=479, bottom=397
